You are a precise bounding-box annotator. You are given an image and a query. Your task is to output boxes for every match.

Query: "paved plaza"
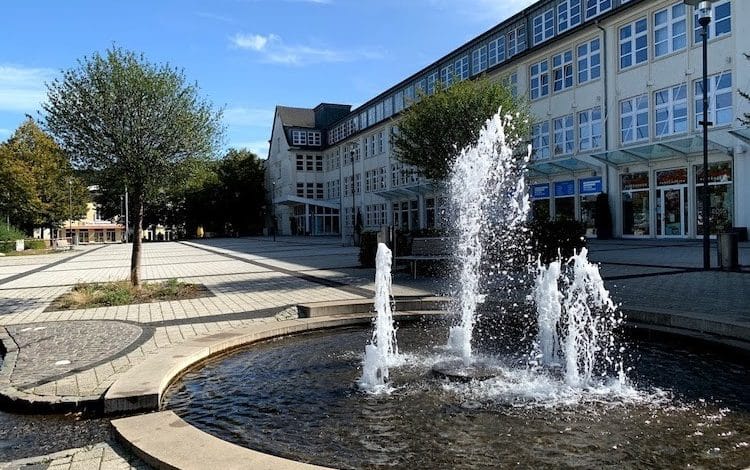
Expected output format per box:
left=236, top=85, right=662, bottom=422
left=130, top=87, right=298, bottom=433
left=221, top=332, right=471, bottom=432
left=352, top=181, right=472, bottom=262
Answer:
left=0, top=236, right=748, bottom=468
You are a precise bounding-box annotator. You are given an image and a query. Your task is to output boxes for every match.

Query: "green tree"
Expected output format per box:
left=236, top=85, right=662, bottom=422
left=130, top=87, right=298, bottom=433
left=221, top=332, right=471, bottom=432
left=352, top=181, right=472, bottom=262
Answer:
left=43, top=47, right=223, bottom=286
left=0, top=119, right=88, bottom=233
left=215, top=148, right=266, bottom=236
left=741, top=54, right=750, bottom=126
left=392, top=77, right=530, bottom=181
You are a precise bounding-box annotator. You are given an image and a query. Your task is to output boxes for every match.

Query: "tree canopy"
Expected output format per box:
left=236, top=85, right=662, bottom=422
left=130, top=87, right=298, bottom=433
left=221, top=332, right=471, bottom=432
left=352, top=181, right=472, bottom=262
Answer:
left=43, top=46, right=223, bottom=285
left=0, top=118, right=88, bottom=234
left=392, top=77, right=530, bottom=181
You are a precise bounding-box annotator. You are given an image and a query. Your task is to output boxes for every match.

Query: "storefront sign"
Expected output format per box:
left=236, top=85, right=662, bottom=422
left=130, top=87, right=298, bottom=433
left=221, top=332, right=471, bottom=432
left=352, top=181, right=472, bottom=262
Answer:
left=554, top=180, right=575, bottom=197
left=579, top=177, right=602, bottom=195
left=531, top=184, right=550, bottom=199
left=695, top=162, right=732, bottom=184
left=656, top=168, right=687, bottom=186
left=621, top=172, right=649, bottom=191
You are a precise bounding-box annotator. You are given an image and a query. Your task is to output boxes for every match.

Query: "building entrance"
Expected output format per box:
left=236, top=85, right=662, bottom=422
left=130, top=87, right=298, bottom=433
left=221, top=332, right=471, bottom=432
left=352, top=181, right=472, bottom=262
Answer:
left=655, top=168, right=688, bottom=238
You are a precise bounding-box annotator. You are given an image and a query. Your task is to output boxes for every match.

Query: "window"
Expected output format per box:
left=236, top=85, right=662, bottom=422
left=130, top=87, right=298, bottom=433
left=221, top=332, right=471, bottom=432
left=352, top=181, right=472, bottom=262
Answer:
left=315, top=155, right=323, bottom=172
left=378, top=131, right=385, bottom=154
left=316, top=183, right=323, bottom=199
left=530, top=59, right=549, bottom=100
left=306, top=154, right=314, bottom=171
left=296, top=154, right=304, bottom=171
left=368, top=107, right=376, bottom=126
left=488, top=36, right=505, bottom=68
left=440, top=63, right=453, bottom=87
left=533, top=8, right=555, bottom=45
left=654, top=3, right=686, bottom=58
left=405, top=84, right=416, bottom=104
left=654, top=83, right=688, bottom=137
left=354, top=173, right=361, bottom=195
left=619, top=18, right=648, bottom=69
left=344, top=176, right=352, bottom=196
left=427, top=72, right=438, bottom=95
left=577, top=38, right=600, bottom=84
left=455, top=55, right=469, bottom=81
left=503, top=72, right=518, bottom=97
left=552, top=50, right=573, bottom=92
left=394, top=90, right=404, bottom=113
left=558, top=0, right=582, bottom=33
left=531, top=122, right=550, bottom=160
left=384, top=97, right=393, bottom=118
left=695, top=71, right=732, bottom=128
left=472, top=45, right=488, bottom=75
left=578, top=107, right=602, bottom=151
left=369, top=134, right=376, bottom=156
left=553, top=115, right=574, bottom=156
left=585, top=0, right=611, bottom=20
left=507, top=25, right=526, bottom=57
left=296, top=182, right=304, bottom=197
left=307, top=131, right=321, bottom=146
left=620, top=95, right=649, bottom=144
left=291, top=130, right=307, bottom=146
left=694, top=0, right=731, bottom=43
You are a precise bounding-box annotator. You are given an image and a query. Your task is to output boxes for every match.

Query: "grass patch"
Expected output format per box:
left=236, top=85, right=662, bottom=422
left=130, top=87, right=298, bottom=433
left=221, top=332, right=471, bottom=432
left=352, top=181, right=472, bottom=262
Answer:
left=48, top=279, right=210, bottom=311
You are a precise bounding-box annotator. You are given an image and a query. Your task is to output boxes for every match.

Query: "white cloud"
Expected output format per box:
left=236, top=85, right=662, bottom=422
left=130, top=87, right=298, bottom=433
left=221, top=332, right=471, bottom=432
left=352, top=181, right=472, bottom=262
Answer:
left=224, top=107, right=274, bottom=127
left=231, top=33, right=277, bottom=51
left=230, top=33, right=384, bottom=66
left=228, top=140, right=270, bottom=157
left=0, top=65, right=56, bottom=113
left=427, top=0, right=537, bottom=24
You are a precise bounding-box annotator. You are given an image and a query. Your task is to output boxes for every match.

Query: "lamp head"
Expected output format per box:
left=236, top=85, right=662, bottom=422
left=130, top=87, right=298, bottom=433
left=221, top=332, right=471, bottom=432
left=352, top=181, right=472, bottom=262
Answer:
left=684, top=0, right=713, bottom=23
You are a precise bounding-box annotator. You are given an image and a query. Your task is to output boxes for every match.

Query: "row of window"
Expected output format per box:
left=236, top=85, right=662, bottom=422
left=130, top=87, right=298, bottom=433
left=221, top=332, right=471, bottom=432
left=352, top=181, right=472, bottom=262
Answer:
left=618, top=1, right=730, bottom=71
left=363, top=131, right=387, bottom=158
left=325, top=180, right=340, bottom=199
left=621, top=71, right=732, bottom=144
left=291, top=130, right=322, bottom=147
left=295, top=154, right=323, bottom=172
left=531, top=70, right=733, bottom=160
left=532, top=106, right=602, bottom=159
left=327, top=1, right=634, bottom=146
left=296, top=182, right=324, bottom=199
left=530, top=37, right=600, bottom=99
left=365, top=204, right=388, bottom=227
left=365, top=167, right=387, bottom=193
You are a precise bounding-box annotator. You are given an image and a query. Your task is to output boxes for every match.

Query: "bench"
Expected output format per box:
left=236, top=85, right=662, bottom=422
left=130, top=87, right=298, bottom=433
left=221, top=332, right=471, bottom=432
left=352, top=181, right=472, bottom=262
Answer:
left=395, top=237, right=453, bottom=278
left=54, top=238, right=72, bottom=250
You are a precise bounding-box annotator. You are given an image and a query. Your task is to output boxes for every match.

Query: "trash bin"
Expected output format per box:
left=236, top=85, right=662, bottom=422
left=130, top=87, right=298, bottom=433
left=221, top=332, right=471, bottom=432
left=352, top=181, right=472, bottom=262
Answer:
left=717, top=232, right=739, bottom=271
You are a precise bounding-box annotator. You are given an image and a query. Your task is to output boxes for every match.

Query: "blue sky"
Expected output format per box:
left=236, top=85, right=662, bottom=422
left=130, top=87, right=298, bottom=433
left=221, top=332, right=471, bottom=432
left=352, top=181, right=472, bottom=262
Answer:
left=0, top=0, right=536, bottom=158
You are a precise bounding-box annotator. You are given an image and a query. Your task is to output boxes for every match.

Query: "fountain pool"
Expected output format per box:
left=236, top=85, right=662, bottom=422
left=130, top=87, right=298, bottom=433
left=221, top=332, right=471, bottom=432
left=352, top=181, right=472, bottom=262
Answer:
left=163, top=321, right=750, bottom=469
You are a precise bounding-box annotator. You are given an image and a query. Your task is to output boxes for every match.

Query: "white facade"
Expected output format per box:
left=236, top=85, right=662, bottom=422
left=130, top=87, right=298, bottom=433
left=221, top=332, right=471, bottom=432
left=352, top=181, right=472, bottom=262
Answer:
left=267, top=0, right=750, bottom=242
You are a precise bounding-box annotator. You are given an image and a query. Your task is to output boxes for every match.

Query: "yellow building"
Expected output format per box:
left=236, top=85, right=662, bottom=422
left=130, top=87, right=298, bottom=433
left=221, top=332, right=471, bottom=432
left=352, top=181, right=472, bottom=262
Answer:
left=57, top=201, right=125, bottom=244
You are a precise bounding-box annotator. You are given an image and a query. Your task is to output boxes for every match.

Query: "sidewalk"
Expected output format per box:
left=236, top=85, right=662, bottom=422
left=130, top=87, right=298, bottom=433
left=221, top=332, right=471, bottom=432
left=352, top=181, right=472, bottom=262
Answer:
left=0, top=236, right=748, bottom=468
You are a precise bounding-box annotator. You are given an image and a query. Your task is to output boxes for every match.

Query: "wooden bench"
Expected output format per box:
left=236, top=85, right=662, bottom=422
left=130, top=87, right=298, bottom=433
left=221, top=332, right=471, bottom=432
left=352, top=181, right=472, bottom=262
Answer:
left=395, top=237, right=453, bottom=278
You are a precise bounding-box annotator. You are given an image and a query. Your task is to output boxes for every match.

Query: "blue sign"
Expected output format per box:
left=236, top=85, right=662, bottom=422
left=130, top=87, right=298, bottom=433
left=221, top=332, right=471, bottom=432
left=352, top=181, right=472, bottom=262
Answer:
left=531, top=184, right=550, bottom=199
left=554, top=180, right=575, bottom=197
left=579, top=177, right=602, bottom=195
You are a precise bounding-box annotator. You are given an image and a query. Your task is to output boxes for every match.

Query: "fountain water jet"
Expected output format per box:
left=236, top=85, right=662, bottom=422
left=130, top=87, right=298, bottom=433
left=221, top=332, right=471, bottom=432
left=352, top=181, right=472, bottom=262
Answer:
left=445, top=111, right=530, bottom=365
left=359, top=243, right=399, bottom=393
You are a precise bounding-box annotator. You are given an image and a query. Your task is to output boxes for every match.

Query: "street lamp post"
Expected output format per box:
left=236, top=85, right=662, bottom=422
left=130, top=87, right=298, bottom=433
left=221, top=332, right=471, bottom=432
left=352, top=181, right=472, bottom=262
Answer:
left=685, top=0, right=714, bottom=270
left=350, top=142, right=359, bottom=246
left=68, top=179, right=72, bottom=245
left=271, top=181, right=276, bottom=242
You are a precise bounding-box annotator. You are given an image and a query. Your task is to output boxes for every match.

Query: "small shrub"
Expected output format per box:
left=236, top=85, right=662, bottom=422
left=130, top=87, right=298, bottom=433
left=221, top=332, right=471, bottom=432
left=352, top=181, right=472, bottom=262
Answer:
left=24, top=239, right=47, bottom=250
left=529, top=218, right=587, bottom=263
left=0, top=241, right=15, bottom=253
left=0, top=225, right=25, bottom=242
left=359, top=231, right=379, bottom=268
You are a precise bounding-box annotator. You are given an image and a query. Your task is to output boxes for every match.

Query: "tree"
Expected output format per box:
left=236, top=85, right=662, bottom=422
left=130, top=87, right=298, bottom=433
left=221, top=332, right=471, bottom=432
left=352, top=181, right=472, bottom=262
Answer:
left=214, top=148, right=266, bottom=236
left=43, top=47, right=223, bottom=286
left=740, top=53, right=750, bottom=126
left=0, top=119, right=88, bottom=233
left=392, top=77, right=530, bottom=181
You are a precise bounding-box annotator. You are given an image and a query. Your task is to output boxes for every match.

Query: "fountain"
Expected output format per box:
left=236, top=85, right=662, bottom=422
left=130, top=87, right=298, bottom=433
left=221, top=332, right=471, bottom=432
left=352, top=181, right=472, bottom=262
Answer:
left=162, top=111, right=750, bottom=468
left=359, top=243, right=399, bottom=394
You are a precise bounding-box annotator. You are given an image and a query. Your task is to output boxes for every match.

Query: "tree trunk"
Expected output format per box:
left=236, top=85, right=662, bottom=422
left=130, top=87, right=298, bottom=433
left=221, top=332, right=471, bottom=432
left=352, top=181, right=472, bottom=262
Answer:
left=130, top=190, right=144, bottom=287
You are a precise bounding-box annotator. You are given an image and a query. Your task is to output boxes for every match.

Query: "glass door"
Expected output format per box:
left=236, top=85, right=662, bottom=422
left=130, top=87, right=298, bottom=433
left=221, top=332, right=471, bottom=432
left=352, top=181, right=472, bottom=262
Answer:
left=657, top=187, right=687, bottom=237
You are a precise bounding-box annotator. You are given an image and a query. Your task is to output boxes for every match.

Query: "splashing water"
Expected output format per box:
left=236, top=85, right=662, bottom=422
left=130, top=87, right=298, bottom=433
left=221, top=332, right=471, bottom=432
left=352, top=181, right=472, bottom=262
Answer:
left=533, top=248, right=625, bottom=387
left=359, top=243, right=399, bottom=393
left=446, top=111, right=530, bottom=364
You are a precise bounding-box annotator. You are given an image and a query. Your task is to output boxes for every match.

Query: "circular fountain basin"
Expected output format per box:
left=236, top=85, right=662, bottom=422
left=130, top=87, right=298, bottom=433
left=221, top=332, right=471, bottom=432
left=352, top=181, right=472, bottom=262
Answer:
left=431, top=359, right=504, bottom=382
left=163, top=323, right=750, bottom=469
